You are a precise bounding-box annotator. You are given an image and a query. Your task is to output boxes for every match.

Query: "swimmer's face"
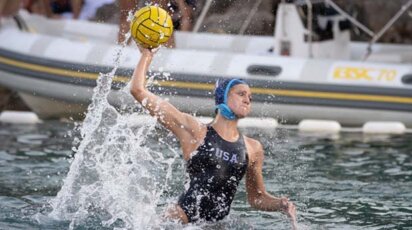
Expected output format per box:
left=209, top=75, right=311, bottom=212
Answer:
left=227, top=84, right=252, bottom=118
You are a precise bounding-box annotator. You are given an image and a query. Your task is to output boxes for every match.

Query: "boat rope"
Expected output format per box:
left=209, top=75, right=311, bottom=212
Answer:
left=12, top=14, right=29, bottom=32
left=364, top=0, right=412, bottom=60
left=239, top=0, right=263, bottom=35
left=324, top=0, right=374, bottom=37
left=192, top=0, right=213, bottom=32
left=304, top=0, right=313, bottom=58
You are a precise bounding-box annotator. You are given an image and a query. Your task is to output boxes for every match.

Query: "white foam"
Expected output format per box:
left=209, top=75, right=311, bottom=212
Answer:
left=49, top=49, right=169, bottom=229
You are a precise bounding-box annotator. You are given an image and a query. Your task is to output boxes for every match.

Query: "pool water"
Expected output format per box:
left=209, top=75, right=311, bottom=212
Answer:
left=1, top=120, right=411, bottom=229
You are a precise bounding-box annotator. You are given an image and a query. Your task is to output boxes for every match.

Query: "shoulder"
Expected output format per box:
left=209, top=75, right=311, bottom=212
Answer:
left=179, top=114, right=208, bottom=159
left=243, top=136, right=264, bottom=164
left=244, top=136, right=263, bottom=151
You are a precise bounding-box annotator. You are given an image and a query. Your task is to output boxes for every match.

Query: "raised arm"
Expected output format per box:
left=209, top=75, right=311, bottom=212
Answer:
left=130, top=48, right=205, bottom=159
left=245, top=138, right=297, bottom=228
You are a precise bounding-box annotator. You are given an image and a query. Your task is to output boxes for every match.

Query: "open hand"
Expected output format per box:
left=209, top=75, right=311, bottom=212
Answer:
left=137, top=44, right=160, bottom=57
left=280, top=198, right=297, bottom=230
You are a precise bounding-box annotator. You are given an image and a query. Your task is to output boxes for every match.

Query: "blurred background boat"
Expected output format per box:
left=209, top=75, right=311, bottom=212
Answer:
left=0, top=1, right=411, bottom=126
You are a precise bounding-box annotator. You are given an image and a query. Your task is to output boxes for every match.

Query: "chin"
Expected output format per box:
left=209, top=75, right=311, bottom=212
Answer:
left=234, top=107, right=250, bottom=119
left=236, top=113, right=249, bottom=119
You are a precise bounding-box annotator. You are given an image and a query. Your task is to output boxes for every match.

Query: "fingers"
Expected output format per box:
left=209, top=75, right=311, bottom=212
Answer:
left=288, top=202, right=296, bottom=216
left=287, top=205, right=294, bottom=217
left=280, top=197, right=298, bottom=230
left=136, top=44, right=160, bottom=57
left=280, top=197, right=290, bottom=212
left=281, top=197, right=297, bottom=218
left=287, top=202, right=298, bottom=230
left=291, top=220, right=298, bottom=230
left=137, top=46, right=155, bottom=57
left=150, top=46, right=161, bottom=53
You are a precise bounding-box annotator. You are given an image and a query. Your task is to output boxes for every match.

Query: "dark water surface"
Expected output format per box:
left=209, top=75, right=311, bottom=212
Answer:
left=0, top=121, right=411, bottom=229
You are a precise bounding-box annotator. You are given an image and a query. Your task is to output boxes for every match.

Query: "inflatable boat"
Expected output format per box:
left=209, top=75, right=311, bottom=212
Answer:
left=0, top=2, right=411, bottom=126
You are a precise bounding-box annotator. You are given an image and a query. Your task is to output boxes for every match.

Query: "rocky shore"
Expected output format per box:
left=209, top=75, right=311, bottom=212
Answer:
left=0, top=86, right=30, bottom=112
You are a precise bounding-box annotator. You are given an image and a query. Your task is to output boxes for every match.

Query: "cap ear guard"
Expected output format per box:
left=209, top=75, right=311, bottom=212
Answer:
left=216, top=104, right=236, bottom=120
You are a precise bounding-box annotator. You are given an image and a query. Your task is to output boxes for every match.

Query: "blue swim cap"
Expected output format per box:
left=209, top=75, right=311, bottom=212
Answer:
left=214, top=78, right=247, bottom=120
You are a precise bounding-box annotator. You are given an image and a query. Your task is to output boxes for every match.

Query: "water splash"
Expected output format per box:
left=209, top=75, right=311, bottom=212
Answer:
left=48, top=35, right=178, bottom=229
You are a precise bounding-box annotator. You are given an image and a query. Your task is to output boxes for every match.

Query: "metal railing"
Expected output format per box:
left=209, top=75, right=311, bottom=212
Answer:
left=193, top=0, right=412, bottom=61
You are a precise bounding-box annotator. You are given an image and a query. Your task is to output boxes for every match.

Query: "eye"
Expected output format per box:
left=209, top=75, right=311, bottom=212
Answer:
left=249, top=96, right=253, bottom=102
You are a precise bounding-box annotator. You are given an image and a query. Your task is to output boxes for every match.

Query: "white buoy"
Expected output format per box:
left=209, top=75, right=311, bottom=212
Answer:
left=128, top=115, right=279, bottom=129
left=0, top=111, right=41, bottom=124
left=362, top=121, right=406, bottom=134
left=298, top=119, right=341, bottom=133
left=197, top=116, right=278, bottom=129
left=238, top=117, right=278, bottom=129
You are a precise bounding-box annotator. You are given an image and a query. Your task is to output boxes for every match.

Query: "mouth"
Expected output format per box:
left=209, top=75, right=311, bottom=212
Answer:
left=239, top=106, right=250, bottom=113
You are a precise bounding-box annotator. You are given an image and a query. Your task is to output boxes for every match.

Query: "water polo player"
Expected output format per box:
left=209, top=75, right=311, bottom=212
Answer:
left=130, top=47, right=297, bottom=227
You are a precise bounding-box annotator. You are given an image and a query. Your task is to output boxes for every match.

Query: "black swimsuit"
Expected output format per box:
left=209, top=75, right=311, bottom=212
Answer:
left=178, top=126, right=248, bottom=222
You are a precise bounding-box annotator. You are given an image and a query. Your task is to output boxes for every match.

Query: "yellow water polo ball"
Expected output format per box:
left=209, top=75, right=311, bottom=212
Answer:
left=130, top=6, right=174, bottom=48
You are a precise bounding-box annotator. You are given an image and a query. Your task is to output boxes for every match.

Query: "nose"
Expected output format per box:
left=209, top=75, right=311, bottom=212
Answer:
left=243, top=96, right=250, bottom=105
